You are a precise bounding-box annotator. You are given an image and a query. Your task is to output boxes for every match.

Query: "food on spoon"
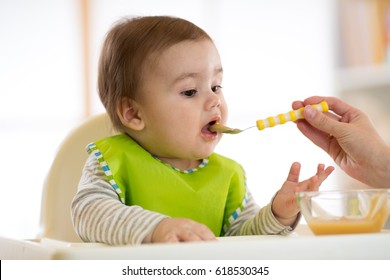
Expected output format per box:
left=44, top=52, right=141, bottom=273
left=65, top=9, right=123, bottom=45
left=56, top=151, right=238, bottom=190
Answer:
left=209, top=123, right=241, bottom=134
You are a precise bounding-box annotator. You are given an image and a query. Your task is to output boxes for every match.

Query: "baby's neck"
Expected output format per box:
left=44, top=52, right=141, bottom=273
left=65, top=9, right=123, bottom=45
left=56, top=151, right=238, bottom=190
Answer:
left=125, top=133, right=204, bottom=171
left=155, top=156, right=203, bottom=171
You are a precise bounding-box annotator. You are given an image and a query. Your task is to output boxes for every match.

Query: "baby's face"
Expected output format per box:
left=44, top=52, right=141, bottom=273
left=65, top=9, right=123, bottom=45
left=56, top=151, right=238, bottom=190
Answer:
left=136, top=39, right=227, bottom=168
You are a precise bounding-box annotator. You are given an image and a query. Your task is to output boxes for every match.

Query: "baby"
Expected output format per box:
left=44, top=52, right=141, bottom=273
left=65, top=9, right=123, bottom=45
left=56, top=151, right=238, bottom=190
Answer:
left=71, top=16, right=334, bottom=245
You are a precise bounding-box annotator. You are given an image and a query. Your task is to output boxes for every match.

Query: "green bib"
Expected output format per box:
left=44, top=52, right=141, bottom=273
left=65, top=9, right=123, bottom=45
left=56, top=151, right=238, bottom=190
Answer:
left=87, top=134, right=247, bottom=236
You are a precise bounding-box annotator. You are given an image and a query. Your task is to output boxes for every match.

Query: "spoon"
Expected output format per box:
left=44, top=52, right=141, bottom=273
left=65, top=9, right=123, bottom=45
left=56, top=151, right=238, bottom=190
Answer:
left=210, top=101, right=328, bottom=134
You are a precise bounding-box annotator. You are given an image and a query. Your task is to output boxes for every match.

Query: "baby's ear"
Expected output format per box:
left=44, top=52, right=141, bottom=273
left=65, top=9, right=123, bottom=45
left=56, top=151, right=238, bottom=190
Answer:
left=117, top=97, right=145, bottom=131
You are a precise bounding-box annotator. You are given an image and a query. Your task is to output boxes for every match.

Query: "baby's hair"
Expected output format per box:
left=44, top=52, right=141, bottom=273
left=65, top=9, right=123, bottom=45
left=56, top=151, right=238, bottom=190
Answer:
left=98, top=16, right=212, bottom=131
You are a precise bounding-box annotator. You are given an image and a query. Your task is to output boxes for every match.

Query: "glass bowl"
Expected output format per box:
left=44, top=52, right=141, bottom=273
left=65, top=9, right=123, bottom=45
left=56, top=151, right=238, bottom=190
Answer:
left=297, top=189, right=390, bottom=235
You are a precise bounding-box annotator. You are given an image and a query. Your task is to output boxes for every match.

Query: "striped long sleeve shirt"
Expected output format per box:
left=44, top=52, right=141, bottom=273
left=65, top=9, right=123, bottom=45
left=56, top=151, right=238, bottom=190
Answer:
left=71, top=154, right=298, bottom=245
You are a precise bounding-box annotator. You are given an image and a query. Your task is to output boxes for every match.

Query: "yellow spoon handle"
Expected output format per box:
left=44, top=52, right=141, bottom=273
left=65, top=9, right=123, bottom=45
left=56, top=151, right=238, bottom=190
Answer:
left=256, top=101, right=328, bottom=130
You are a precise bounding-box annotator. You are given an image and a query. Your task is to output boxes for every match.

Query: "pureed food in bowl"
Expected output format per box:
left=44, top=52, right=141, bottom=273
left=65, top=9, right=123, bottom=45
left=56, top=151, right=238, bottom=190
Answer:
left=297, top=189, right=390, bottom=235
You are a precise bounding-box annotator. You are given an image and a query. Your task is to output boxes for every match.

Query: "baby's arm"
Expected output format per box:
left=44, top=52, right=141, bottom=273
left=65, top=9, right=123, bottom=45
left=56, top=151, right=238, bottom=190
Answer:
left=71, top=155, right=167, bottom=245
left=224, top=191, right=296, bottom=236
left=225, top=163, right=333, bottom=236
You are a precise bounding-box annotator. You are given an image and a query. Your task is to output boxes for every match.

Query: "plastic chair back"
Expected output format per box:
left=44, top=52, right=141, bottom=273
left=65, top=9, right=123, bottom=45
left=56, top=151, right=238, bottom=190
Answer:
left=38, top=113, right=116, bottom=242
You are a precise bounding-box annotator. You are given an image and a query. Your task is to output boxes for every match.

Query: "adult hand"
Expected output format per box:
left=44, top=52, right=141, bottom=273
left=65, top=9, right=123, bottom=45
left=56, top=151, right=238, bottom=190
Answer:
left=292, top=96, right=390, bottom=188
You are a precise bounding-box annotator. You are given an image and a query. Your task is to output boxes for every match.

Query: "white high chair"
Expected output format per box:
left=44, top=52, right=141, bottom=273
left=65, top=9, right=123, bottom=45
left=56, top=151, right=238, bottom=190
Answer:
left=1, top=113, right=390, bottom=260
left=39, top=113, right=118, bottom=242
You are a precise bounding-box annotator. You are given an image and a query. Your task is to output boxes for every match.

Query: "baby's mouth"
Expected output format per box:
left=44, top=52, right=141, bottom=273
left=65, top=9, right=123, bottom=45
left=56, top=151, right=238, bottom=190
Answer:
left=202, top=120, right=217, bottom=134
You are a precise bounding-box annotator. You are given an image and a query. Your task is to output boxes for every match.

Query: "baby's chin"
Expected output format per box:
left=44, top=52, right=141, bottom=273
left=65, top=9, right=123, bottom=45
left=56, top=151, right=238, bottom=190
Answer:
left=194, top=145, right=219, bottom=159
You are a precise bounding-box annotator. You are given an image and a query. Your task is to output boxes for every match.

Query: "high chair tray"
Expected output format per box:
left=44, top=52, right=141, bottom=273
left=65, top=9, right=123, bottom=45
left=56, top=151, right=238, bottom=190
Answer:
left=1, top=225, right=390, bottom=259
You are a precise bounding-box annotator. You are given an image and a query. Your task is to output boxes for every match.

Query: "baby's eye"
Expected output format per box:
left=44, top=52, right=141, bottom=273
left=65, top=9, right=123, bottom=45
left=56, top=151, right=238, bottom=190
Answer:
left=212, top=85, right=223, bottom=93
left=181, top=89, right=197, bottom=97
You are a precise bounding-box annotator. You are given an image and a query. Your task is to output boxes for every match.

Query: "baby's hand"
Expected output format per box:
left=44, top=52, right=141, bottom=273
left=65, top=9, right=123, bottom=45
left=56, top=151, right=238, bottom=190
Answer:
left=272, top=162, right=334, bottom=226
left=146, top=218, right=216, bottom=243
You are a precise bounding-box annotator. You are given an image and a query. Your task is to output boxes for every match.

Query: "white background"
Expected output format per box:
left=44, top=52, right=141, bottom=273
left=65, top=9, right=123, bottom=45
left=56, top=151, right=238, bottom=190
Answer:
left=0, top=0, right=340, bottom=239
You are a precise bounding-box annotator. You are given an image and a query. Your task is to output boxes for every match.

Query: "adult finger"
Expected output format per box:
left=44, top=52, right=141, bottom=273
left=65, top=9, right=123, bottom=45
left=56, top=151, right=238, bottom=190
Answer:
left=303, top=105, right=342, bottom=137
